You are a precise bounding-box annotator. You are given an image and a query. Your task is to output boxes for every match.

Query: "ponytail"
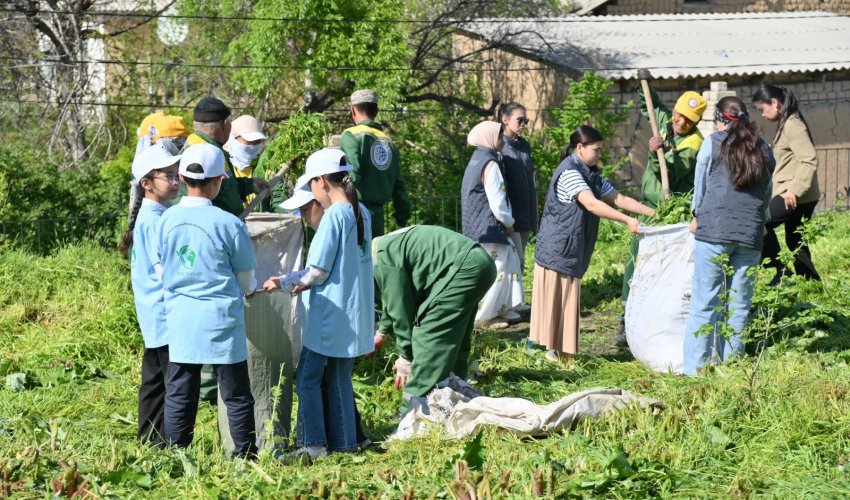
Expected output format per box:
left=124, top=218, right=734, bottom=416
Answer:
left=497, top=102, right=526, bottom=123
left=322, top=171, right=365, bottom=245
left=560, top=125, right=604, bottom=161
left=716, top=96, right=770, bottom=190
left=118, top=181, right=145, bottom=258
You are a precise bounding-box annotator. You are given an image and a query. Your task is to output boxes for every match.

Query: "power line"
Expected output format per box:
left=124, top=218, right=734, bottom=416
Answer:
left=0, top=97, right=632, bottom=113
left=0, top=55, right=536, bottom=73
left=1, top=7, right=840, bottom=24
left=3, top=96, right=847, bottom=113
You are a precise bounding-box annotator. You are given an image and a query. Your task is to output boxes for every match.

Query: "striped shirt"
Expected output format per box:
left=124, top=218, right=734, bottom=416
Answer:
left=556, top=170, right=614, bottom=203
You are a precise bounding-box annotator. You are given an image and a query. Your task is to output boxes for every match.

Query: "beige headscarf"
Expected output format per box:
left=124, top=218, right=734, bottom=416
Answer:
left=467, top=121, right=502, bottom=152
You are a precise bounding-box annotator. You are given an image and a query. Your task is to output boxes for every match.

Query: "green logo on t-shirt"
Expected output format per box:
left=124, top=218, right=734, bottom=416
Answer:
left=177, top=245, right=197, bottom=270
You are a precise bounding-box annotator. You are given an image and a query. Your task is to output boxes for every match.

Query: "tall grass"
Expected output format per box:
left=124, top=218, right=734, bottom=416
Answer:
left=1, top=213, right=850, bottom=497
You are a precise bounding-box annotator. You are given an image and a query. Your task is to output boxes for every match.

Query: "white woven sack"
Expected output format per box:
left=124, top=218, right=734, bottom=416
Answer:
left=624, top=223, right=695, bottom=374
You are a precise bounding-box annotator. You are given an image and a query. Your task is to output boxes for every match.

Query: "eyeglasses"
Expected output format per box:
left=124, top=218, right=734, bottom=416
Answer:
left=153, top=174, right=180, bottom=182
left=516, top=117, right=529, bottom=125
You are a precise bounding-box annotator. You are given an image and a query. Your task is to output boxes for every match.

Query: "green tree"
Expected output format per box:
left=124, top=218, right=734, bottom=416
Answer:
left=531, top=71, right=632, bottom=183
left=174, top=0, right=412, bottom=120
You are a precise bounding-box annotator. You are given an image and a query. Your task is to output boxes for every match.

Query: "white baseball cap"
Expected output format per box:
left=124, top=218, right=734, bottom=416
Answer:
left=303, top=148, right=351, bottom=181
left=230, top=115, right=267, bottom=142
left=131, top=142, right=181, bottom=181
left=179, top=143, right=226, bottom=180
left=279, top=181, right=315, bottom=211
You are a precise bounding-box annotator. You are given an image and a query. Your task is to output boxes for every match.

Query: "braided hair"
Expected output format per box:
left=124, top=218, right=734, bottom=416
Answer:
left=118, top=178, right=147, bottom=258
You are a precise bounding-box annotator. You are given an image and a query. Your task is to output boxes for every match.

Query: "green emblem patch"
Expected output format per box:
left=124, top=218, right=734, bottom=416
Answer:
left=177, top=245, right=197, bottom=270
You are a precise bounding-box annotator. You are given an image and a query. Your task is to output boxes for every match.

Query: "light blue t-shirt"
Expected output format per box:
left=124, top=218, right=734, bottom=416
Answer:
left=302, top=202, right=374, bottom=358
left=157, top=199, right=256, bottom=364
left=130, top=200, right=168, bottom=348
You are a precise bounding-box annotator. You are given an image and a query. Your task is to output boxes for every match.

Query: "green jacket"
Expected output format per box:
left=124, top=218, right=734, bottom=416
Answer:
left=638, top=85, right=704, bottom=208
left=373, top=226, right=479, bottom=361
left=253, top=152, right=287, bottom=212
left=340, top=120, right=411, bottom=225
left=181, top=131, right=254, bottom=217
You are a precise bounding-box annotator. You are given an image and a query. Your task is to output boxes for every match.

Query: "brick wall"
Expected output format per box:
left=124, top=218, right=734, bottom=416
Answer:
left=604, top=72, right=850, bottom=209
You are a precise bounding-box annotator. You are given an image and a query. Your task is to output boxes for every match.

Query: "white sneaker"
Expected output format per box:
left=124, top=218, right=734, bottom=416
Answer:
left=280, top=446, right=327, bottom=465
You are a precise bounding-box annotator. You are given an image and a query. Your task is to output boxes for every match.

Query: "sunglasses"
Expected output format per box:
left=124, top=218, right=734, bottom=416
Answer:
left=516, top=117, right=529, bottom=125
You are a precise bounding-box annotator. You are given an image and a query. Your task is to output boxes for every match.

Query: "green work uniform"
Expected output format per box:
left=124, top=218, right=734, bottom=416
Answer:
left=340, top=120, right=411, bottom=237
left=181, top=131, right=255, bottom=217
left=637, top=85, right=704, bottom=209
left=622, top=85, right=704, bottom=303
left=374, top=226, right=496, bottom=412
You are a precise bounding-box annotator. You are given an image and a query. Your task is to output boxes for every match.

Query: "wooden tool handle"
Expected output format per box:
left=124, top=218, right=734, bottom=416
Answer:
left=640, top=79, right=671, bottom=200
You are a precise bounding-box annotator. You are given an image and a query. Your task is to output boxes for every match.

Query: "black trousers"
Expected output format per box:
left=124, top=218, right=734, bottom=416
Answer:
left=762, top=197, right=821, bottom=281
left=164, top=361, right=257, bottom=458
left=138, top=345, right=169, bottom=447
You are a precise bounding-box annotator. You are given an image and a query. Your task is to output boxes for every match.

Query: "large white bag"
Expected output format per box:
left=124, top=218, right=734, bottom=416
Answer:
left=624, top=223, right=695, bottom=374
left=218, top=213, right=304, bottom=455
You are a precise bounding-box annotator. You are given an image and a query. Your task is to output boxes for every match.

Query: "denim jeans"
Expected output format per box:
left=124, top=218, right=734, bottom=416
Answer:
left=295, top=347, right=357, bottom=452
left=683, top=241, right=761, bottom=376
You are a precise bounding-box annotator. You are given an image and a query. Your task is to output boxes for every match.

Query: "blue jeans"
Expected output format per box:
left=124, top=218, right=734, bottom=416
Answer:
left=295, top=347, right=357, bottom=452
left=683, top=241, right=761, bottom=376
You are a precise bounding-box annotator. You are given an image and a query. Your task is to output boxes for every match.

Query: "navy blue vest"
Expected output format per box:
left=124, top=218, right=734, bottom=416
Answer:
left=461, top=147, right=510, bottom=245
left=501, top=136, right=537, bottom=232
left=534, top=155, right=604, bottom=279
left=694, top=132, right=773, bottom=250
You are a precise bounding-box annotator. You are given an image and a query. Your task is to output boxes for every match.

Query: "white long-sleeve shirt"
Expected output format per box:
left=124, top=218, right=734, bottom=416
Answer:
left=483, top=161, right=515, bottom=227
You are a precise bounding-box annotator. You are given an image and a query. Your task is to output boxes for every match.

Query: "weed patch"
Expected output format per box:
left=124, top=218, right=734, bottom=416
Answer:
left=1, top=213, right=849, bottom=496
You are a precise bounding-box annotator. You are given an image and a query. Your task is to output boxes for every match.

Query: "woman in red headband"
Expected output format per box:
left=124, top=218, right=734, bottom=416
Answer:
left=684, top=96, right=775, bottom=375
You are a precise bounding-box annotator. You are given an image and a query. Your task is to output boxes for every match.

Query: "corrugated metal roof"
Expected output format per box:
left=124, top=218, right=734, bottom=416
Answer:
left=460, top=12, right=850, bottom=79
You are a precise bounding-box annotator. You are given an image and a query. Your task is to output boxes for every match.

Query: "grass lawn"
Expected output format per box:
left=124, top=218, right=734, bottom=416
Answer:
left=1, top=213, right=849, bottom=498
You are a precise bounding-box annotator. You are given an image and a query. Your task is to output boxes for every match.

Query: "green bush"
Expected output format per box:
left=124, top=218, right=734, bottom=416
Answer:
left=0, top=143, right=126, bottom=253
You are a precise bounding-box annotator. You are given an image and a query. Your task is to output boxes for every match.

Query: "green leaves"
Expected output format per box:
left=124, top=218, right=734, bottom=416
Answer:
left=531, top=72, right=632, bottom=182
left=257, top=112, right=332, bottom=175
left=648, top=192, right=693, bottom=225
left=103, top=467, right=153, bottom=489
left=460, top=432, right=485, bottom=470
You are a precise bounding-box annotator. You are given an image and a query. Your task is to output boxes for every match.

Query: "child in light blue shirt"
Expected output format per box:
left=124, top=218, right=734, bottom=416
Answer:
left=157, top=143, right=259, bottom=458
left=121, top=142, right=181, bottom=447
left=264, top=148, right=374, bottom=462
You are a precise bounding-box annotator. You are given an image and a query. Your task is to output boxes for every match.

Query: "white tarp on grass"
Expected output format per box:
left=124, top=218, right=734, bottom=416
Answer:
left=625, top=223, right=695, bottom=374
left=390, top=376, right=664, bottom=440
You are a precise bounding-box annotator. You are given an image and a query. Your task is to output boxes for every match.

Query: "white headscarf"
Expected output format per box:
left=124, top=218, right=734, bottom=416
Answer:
left=467, top=121, right=502, bottom=152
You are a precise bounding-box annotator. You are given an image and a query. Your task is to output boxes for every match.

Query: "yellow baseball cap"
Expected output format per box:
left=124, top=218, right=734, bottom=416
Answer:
left=674, top=91, right=707, bottom=123
left=137, top=112, right=188, bottom=142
